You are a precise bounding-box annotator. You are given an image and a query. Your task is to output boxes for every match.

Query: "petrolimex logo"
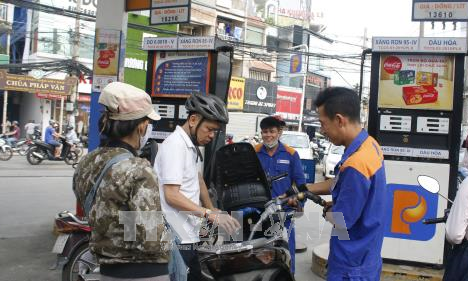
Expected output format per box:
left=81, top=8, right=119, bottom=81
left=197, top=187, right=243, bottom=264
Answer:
left=384, top=184, right=438, bottom=241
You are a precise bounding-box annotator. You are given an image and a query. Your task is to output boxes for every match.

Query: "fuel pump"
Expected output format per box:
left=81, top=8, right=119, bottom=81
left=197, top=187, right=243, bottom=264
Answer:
left=143, top=36, right=233, bottom=182
left=368, top=37, right=466, bottom=265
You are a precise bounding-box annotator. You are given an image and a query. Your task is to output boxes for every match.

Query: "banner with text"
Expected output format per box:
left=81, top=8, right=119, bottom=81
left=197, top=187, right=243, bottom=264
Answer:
left=227, top=77, right=245, bottom=110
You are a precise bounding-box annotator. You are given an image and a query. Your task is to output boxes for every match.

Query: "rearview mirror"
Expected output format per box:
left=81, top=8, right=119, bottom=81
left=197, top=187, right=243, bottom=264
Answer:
left=417, top=175, right=439, bottom=194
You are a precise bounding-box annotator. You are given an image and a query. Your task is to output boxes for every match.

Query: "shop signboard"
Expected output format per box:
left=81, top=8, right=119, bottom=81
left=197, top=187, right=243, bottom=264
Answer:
left=227, top=76, right=245, bottom=110
left=243, top=79, right=277, bottom=114
left=276, top=86, right=302, bottom=121
left=0, top=70, right=77, bottom=96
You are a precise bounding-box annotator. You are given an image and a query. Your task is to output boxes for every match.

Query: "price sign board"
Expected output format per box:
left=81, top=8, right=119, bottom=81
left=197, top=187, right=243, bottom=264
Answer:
left=150, top=0, right=191, bottom=25
left=413, top=0, right=468, bottom=21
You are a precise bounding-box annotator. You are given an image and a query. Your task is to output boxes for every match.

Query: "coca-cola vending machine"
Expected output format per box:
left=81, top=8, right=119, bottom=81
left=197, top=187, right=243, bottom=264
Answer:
left=367, top=37, right=466, bottom=265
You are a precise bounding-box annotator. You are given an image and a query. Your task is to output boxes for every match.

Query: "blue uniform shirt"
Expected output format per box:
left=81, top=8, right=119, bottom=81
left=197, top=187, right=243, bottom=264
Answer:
left=45, top=126, right=55, bottom=144
left=255, top=141, right=306, bottom=274
left=255, top=141, right=306, bottom=197
left=327, top=130, right=386, bottom=280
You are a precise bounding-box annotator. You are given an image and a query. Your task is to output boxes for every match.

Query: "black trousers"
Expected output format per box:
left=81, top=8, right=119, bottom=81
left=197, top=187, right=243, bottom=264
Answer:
left=443, top=239, right=468, bottom=281
left=179, top=243, right=202, bottom=281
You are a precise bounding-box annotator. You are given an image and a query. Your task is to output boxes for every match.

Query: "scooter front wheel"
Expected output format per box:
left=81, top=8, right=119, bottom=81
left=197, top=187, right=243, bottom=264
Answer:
left=0, top=146, right=13, bottom=161
left=64, top=151, right=79, bottom=165
left=26, top=147, right=43, bottom=165
left=18, top=143, right=30, bottom=156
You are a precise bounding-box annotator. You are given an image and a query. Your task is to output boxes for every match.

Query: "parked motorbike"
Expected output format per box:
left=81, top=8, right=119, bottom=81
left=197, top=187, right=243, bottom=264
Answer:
left=0, top=136, right=13, bottom=161
left=198, top=143, right=326, bottom=281
left=26, top=136, right=78, bottom=165
left=52, top=211, right=97, bottom=281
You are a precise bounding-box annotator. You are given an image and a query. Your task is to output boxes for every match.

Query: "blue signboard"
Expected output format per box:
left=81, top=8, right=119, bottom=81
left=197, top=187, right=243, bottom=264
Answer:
left=384, top=183, right=438, bottom=241
left=301, top=159, right=315, bottom=183
left=152, top=51, right=210, bottom=97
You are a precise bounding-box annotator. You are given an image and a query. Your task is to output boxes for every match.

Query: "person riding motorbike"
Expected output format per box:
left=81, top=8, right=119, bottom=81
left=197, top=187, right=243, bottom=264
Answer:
left=45, top=120, right=62, bottom=158
left=4, top=120, right=20, bottom=147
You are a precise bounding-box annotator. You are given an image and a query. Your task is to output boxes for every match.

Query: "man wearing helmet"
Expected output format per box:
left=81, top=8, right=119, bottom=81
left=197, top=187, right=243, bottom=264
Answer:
left=155, top=93, right=240, bottom=281
left=45, top=120, right=62, bottom=158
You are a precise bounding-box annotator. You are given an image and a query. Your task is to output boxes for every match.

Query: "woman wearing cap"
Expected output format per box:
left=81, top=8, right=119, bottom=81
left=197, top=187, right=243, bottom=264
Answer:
left=73, top=82, right=168, bottom=281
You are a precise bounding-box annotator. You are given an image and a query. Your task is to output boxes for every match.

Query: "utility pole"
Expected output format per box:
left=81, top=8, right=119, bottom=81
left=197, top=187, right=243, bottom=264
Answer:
left=1, top=23, right=9, bottom=134
left=67, top=0, right=81, bottom=133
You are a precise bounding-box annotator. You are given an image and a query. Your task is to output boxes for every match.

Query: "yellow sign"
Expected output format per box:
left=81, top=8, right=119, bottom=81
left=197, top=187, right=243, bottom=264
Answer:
left=378, top=54, right=454, bottom=111
left=227, top=77, right=245, bottom=110
left=93, top=29, right=121, bottom=76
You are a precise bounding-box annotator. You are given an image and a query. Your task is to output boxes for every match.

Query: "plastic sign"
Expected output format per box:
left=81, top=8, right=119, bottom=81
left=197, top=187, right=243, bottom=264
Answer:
left=93, top=29, right=121, bottom=76
left=290, top=54, right=302, bottom=73
left=150, top=7, right=190, bottom=25
left=142, top=36, right=215, bottom=50
left=126, top=0, right=151, bottom=11
left=372, top=37, right=467, bottom=53
left=227, top=77, right=245, bottom=110
left=151, top=52, right=210, bottom=97
left=384, top=184, right=438, bottom=241
left=412, top=0, right=468, bottom=21
left=152, top=0, right=189, bottom=8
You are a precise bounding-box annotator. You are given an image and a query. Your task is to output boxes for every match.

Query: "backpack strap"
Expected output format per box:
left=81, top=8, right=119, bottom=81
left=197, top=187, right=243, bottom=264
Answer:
left=83, top=152, right=132, bottom=216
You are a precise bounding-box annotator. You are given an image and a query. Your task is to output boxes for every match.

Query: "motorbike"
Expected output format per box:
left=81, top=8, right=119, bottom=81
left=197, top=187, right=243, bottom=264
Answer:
left=0, top=136, right=13, bottom=161
left=52, top=211, right=98, bottom=281
left=26, top=136, right=79, bottom=165
left=197, top=143, right=326, bottom=281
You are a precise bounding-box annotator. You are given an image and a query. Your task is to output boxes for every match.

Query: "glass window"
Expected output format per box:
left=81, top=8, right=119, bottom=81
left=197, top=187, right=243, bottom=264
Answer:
left=246, top=26, right=263, bottom=45
left=249, top=69, right=270, bottom=81
left=280, top=134, right=310, bottom=148
left=330, top=145, right=345, bottom=155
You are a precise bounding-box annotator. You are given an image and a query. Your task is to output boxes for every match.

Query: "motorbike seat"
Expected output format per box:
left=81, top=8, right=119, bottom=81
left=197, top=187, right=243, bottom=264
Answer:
left=213, top=143, right=272, bottom=212
left=35, top=140, right=55, bottom=151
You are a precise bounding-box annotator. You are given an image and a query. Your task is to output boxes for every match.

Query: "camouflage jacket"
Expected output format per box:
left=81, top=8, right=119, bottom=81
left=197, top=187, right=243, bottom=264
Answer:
left=73, top=144, right=167, bottom=265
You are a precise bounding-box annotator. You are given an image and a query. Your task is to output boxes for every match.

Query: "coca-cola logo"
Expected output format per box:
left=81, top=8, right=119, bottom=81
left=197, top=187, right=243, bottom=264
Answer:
left=383, top=56, right=402, bottom=74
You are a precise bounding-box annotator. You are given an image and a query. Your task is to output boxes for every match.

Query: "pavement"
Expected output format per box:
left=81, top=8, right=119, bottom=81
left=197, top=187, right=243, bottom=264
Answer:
left=0, top=154, right=445, bottom=281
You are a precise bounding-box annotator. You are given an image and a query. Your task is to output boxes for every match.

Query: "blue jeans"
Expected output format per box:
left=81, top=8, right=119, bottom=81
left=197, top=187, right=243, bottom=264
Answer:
left=285, top=219, right=296, bottom=274
left=169, top=238, right=187, bottom=281
left=5, top=137, right=17, bottom=146
left=168, top=236, right=201, bottom=281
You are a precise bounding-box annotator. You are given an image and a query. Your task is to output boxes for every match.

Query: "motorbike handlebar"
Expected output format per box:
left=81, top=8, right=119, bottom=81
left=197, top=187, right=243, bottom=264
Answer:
left=297, top=191, right=327, bottom=207
left=423, top=217, right=446, bottom=224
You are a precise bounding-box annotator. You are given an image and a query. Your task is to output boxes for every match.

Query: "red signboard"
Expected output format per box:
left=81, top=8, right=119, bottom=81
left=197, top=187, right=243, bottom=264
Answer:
left=276, top=87, right=302, bottom=121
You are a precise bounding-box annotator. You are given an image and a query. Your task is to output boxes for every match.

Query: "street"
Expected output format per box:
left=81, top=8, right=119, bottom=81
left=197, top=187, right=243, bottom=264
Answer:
left=0, top=155, right=330, bottom=281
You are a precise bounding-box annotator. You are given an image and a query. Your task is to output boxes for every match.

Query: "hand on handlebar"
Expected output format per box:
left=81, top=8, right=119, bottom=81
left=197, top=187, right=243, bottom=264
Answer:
left=322, top=201, right=333, bottom=219
left=207, top=212, right=241, bottom=235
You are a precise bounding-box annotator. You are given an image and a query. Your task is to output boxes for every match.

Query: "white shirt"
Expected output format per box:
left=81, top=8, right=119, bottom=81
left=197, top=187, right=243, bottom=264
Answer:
left=446, top=177, right=468, bottom=245
left=24, top=123, right=36, bottom=134
left=154, top=126, right=201, bottom=243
